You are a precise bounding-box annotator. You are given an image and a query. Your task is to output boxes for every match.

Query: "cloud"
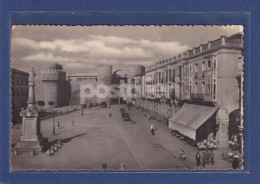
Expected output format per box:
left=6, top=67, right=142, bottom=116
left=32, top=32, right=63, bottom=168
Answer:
left=12, top=38, right=39, bottom=50
left=12, top=34, right=189, bottom=74
left=220, top=25, right=243, bottom=36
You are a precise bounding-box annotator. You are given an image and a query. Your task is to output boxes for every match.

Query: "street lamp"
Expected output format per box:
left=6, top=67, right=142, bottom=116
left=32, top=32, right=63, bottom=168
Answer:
left=52, top=111, right=56, bottom=135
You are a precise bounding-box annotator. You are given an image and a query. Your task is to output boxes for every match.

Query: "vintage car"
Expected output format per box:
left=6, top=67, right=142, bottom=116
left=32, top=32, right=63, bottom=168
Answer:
left=228, top=140, right=239, bottom=151
left=180, top=135, right=187, bottom=141
left=222, top=152, right=240, bottom=163
left=171, top=130, right=179, bottom=136
left=100, top=102, right=107, bottom=108
left=122, top=113, right=131, bottom=121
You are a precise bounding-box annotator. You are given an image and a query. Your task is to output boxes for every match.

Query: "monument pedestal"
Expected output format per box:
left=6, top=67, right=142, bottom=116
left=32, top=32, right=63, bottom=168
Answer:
left=15, top=109, right=48, bottom=154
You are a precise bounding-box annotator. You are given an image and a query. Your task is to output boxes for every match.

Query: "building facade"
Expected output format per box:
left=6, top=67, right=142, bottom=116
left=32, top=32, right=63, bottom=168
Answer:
left=67, top=73, right=98, bottom=105
left=135, top=33, right=243, bottom=148
left=11, top=68, right=29, bottom=124
left=69, top=64, right=145, bottom=105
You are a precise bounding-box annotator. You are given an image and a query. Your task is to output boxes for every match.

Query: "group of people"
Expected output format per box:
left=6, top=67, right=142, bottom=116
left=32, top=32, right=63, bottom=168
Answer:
left=195, top=150, right=214, bottom=167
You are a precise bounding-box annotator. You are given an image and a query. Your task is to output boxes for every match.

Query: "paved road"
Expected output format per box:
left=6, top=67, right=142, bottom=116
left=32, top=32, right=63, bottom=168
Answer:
left=11, top=104, right=234, bottom=170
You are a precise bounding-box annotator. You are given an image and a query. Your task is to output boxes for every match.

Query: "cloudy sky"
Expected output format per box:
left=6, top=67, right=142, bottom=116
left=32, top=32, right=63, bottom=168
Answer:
left=11, top=25, right=243, bottom=74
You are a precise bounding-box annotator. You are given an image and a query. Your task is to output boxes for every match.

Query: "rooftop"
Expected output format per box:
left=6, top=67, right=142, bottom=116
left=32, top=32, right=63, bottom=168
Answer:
left=146, top=32, right=243, bottom=72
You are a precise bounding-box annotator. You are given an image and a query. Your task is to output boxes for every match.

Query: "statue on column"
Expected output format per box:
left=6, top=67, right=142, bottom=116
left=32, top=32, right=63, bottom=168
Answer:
left=15, top=67, right=48, bottom=155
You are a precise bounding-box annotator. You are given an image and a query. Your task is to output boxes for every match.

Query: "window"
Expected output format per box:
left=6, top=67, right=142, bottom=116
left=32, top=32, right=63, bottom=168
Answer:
left=194, top=82, right=198, bottom=93
left=202, top=62, right=206, bottom=71
left=194, top=63, right=198, bottom=72
left=169, top=69, right=172, bottom=82
left=166, top=69, right=168, bottom=82
left=202, top=82, right=205, bottom=94
left=161, top=72, right=164, bottom=83
left=213, top=60, right=216, bottom=69
left=207, top=60, right=211, bottom=69
left=179, top=66, right=182, bottom=80
left=172, top=69, right=175, bottom=82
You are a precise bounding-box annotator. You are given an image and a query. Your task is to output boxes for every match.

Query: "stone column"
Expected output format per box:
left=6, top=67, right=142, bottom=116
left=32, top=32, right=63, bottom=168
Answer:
left=15, top=68, right=48, bottom=155
left=27, top=70, right=36, bottom=110
left=216, top=108, right=229, bottom=149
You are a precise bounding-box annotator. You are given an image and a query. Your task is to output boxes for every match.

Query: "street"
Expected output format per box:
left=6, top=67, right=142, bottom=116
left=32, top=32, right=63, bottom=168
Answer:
left=11, top=104, right=234, bottom=170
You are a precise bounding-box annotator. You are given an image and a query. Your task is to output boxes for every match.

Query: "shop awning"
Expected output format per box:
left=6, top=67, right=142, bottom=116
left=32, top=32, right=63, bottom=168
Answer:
left=169, top=103, right=217, bottom=140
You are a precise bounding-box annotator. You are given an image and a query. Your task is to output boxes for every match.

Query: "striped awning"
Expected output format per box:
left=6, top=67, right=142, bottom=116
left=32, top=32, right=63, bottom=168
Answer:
left=169, top=103, right=217, bottom=140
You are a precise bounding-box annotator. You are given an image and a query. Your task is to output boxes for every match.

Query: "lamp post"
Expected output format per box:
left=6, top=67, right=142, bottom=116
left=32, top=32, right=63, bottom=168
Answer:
left=52, top=112, right=56, bottom=135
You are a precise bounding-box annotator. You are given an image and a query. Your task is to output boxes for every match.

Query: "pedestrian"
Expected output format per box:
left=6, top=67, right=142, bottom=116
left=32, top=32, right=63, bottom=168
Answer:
left=57, top=121, right=60, bottom=129
left=195, top=152, right=201, bottom=167
left=179, top=149, right=183, bottom=160
left=182, top=150, right=186, bottom=161
left=205, top=149, right=210, bottom=165
left=232, top=157, right=240, bottom=169
left=109, top=112, right=112, bottom=118
left=151, top=124, right=155, bottom=135
left=72, top=121, right=74, bottom=127
left=202, top=152, right=206, bottom=168
left=210, top=150, right=214, bottom=165
left=148, top=114, right=150, bottom=121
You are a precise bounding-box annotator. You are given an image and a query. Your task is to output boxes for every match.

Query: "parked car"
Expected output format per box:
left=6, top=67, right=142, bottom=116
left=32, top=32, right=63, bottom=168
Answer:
left=171, top=130, right=179, bottom=136
left=228, top=140, right=239, bottom=151
left=222, top=152, right=240, bottom=163
left=180, top=135, right=188, bottom=141
left=100, top=102, right=107, bottom=108
left=87, top=103, right=93, bottom=109
left=122, top=113, right=131, bottom=121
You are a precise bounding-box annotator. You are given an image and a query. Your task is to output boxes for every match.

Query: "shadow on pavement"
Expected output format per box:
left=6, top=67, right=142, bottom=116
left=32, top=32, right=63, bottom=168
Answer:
left=45, top=133, right=87, bottom=152
left=61, top=133, right=87, bottom=144
left=56, top=129, right=73, bottom=135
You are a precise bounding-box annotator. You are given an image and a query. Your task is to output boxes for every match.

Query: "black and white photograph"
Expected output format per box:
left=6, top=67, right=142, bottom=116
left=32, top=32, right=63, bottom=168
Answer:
left=10, top=25, right=244, bottom=170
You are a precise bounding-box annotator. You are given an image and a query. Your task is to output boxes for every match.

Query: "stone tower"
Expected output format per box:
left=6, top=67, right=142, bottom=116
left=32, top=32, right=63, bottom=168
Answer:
left=41, top=63, right=69, bottom=109
left=97, top=65, right=112, bottom=104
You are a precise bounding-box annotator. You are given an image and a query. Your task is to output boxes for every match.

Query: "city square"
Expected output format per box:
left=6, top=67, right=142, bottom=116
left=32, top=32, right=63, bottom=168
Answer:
left=11, top=104, right=236, bottom=170
left=10, top=25, right=244, bottom=170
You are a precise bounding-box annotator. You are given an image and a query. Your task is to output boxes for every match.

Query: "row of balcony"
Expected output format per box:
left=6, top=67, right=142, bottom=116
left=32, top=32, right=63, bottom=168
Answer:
left=146, top=33, right=243, bottom=72
left=190, top=93, right=216, bottom=101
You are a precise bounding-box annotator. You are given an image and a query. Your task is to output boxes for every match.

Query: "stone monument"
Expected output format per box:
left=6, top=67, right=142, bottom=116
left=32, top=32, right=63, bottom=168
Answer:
left=15, top=68, right=48, bottom=155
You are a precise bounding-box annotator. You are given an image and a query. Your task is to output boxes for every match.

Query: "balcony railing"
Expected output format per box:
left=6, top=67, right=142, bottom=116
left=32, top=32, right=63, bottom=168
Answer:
left=191, top=93, right=217, bottom=101
left=191, top=93, right=206, bottom=100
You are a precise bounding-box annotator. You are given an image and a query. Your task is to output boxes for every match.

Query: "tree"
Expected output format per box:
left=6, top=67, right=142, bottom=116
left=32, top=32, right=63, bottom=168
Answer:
left=48, top=101, right=54, bottom=106
left=37, top=100, right=45, bottom=111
